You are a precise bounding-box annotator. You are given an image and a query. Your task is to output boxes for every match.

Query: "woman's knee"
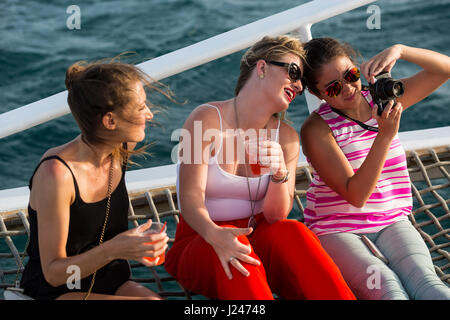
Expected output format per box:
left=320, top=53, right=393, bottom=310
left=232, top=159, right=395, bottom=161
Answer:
left=413, top=275, right=450, bottom=300
left=399, top=264, right=450, bottom=300
left=318, top=232, right=409, bottom=299
left=354, top=264, right=409, bottom=300
left=115, top=281, right=163, bottom=300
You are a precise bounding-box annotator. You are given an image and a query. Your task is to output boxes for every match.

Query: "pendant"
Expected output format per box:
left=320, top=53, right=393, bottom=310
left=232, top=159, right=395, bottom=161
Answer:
left=248, top=215, right=258, bottom=231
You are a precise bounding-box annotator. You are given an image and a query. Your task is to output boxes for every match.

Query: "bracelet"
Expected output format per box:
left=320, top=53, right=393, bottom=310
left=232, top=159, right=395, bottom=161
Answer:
left=270, top=170, right=289, bottom=184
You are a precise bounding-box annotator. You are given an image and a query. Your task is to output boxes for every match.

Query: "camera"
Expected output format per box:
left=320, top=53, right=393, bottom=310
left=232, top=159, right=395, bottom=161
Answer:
left=368, top=72, right=404, bottom=116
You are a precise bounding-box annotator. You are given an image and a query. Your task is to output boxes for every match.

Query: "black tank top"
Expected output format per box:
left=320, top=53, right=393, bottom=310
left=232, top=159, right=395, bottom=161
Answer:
left=20, top=155, right=131, bottom=299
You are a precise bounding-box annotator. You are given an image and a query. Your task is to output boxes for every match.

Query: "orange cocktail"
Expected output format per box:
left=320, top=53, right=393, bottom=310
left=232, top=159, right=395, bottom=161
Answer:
left=247, top=139, right=270, bottom=176
left=139, top=221, right=167, bottom=265
left=250, top=163, right=262, bottom=175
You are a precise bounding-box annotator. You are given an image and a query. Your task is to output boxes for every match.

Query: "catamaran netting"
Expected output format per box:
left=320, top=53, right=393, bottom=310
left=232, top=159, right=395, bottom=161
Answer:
left=1, top=146, right=449, bottom=299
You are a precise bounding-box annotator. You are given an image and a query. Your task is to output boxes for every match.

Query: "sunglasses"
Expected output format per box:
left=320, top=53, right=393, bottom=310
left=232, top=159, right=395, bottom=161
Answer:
left=267, top=61, right=305, bottom=94
left=324, top=67, right=360, bottom=98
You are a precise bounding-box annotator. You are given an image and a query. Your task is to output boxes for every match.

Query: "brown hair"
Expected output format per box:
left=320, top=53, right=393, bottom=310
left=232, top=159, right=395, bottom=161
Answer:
left=65, top=58, right=175, bottom=164
left=235, top=35, right=306, bottom=96
left=303, top=37, right=361, bottom=95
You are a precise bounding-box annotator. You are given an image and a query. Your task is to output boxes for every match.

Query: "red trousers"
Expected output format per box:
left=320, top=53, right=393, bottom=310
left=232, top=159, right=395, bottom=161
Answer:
left=165, top=214, right=355, bottom=300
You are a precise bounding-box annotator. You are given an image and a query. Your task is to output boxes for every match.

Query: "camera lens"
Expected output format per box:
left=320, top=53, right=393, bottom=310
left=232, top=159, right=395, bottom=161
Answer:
left=370, top=72, right=405, bottom=106
left=379, top=79, right=404, bottom=100
left=391, top=81, right=404, bottom=97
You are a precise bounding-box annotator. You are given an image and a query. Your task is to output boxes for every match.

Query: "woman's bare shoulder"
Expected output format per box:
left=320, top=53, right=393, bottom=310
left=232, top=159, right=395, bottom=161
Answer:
left=300, top=112, right=331, bottom=139
left=32, top=140, right=79, bottom=189
left=183, top=101, right=227, bottom=130
left=278, top=119, right=299, bottom=144
left=32, top=155, right=73, bottom=188
left=40, top=138, right=78, bottom=160
left=299, top=112, right=334, bottom=157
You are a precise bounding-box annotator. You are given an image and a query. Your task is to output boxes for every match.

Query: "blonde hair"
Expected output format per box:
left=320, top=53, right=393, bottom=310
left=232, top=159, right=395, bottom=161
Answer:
left=235, top=35, right=305, bottom=96
left=235, top=35, right=305, bottom=121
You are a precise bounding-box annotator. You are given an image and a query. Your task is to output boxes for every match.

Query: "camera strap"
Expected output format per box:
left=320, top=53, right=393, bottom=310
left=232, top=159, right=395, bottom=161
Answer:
left=330, top=107, right=379, bottom=132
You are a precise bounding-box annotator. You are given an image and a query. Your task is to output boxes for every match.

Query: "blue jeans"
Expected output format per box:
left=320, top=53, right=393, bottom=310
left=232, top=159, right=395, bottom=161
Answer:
left=318, top=220, right=450, bottom=300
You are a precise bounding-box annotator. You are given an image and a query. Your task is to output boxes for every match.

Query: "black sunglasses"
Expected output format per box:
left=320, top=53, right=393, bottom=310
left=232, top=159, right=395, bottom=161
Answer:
left=267, top=61, right=305, bottom=94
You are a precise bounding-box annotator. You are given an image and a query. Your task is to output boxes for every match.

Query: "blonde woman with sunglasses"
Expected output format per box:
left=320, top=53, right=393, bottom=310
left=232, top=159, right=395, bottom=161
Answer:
left=300, top=38, right=450, bottom=300
left=165, top=35, right=355, bottom=300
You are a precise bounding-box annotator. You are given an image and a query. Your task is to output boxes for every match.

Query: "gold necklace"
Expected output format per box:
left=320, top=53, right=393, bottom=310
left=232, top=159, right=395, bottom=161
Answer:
left=84, top=154, right=114, bottom=300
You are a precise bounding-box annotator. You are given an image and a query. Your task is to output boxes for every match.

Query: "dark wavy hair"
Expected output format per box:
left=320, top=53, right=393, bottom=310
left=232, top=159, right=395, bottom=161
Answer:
left=303, top=37, right=361, bottom=95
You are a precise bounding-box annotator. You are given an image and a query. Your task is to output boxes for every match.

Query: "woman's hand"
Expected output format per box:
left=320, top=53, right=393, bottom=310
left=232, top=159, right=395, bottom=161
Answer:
left=361, top=44, right=403, bottom=84
left=247, top=139, right=287, bottom=178
left=106, top=220, right=169, bottom=267
left=206, top=226, right=260, bottom=279
left=372, top=100, right=403, bottom=141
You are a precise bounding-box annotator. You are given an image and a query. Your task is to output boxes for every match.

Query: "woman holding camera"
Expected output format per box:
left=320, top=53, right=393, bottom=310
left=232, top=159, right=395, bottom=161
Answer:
left=300, top=38, right=450, bottom=299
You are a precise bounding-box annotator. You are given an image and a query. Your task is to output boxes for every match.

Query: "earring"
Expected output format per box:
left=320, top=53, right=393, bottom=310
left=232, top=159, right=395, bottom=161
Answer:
left=259, top=73, right=265, bottom=79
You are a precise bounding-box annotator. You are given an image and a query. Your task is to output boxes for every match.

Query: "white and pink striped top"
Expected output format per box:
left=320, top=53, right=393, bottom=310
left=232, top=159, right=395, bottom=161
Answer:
left=304, top=91, right=412, bottom=236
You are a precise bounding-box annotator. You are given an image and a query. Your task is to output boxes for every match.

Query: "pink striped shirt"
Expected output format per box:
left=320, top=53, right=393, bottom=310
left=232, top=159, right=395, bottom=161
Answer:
left=304, top=91, right=412, bottom=236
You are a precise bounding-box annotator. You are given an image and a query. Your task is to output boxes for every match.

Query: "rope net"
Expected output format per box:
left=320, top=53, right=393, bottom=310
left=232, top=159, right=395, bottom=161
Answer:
left=1, top=146, right=449, bottom=299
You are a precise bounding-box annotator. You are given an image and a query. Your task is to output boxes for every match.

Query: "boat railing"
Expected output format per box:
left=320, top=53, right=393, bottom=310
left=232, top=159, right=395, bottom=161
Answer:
left=0, top=0, right=448, bottom=299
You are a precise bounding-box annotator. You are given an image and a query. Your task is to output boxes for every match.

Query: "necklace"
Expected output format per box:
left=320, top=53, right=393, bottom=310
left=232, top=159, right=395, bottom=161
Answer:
left=233, top=98, right=262, bottom=231
left=84, top=153, right=114, bottom=300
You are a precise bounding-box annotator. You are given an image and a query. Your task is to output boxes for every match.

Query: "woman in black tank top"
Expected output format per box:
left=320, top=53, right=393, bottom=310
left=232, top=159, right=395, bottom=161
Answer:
left=20, top=61, right=173, bottom=300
